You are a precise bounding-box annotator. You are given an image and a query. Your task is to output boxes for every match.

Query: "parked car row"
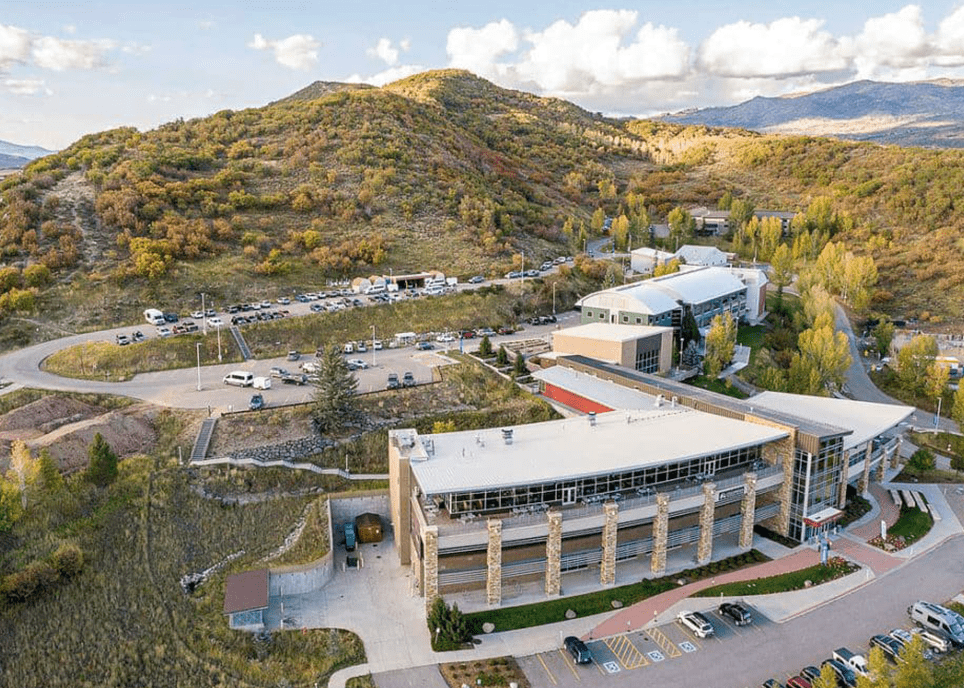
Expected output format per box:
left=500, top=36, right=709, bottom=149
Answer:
left=230, top=309, right=289, bottom=326
left=115, top=331, right=146, bottom=346
left=764, top=601, right=964, bottom=688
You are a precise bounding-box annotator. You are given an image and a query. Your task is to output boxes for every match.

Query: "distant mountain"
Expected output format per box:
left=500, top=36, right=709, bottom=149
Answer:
left=660, top=80, right=964, bottom=148
left=272, top=80, right=373, bottom=104
left=0, top=153, right=30, bottom=169
left=0, top=140, right=56, bottom=166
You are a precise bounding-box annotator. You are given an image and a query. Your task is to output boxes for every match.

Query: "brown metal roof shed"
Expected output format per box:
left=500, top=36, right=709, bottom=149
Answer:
left=223, top=568, right=269, bottom=615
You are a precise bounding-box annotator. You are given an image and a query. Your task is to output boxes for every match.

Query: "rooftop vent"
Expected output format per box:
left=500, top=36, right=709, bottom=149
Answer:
left=501, top=428, right=514, bottom=445
left=671, top=396, right=678, bottom=407
left=588, top=411, right=596, bottom=426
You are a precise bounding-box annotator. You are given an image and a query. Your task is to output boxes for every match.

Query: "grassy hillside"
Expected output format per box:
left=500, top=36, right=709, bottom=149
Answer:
left=3, top=69, right=964, bottom=344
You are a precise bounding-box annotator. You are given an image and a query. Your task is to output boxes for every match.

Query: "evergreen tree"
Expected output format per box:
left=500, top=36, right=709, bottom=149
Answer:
left=873, top=319, right=895, bottom=358
left=312, top=344, right=360, bottom=433
left=36, top=449, right=64, bottom=497
left=478, top=335, right=493, bottom=358
left=496, top=346, right=509, bottom=366
left=513, top=352, right=528, bottom=378
left=85, top=433, right=118, bottom=487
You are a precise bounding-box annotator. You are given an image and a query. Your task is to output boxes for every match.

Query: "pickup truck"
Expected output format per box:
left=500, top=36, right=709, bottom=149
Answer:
left=833, top=647, right=869, bottom=677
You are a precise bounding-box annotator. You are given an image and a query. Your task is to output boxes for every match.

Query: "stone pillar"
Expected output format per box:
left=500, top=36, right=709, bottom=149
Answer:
left=545, top=510, right=562, bottom=597
left=486, top=519, right=502, bottom=606
left=423, top=526, right=439, bottom=613
left=761, top=433, right=796, bottom=537
left=859, top=443, right=873, bottom=494
left=651, top=493, right=670, bottom=575
left=890, top=436, right=902, bottom=469
left=837, top=452, right=850, bottom=509
left=876, top=447, right=887, bottom=482
left=697, top=482, right=717, bottom=565
left=600, top=501, right=619, bottom=586
left=739, top=472, right=757, bottom=550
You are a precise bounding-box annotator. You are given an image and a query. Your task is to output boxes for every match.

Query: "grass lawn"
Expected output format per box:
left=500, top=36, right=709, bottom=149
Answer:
left=464, top=550, right=768, bottom=634
left=693, top=558, right=860, bottom=597
left=687, top=375, right=749, bottom=399
left=888, top=505, right=934, bottom=544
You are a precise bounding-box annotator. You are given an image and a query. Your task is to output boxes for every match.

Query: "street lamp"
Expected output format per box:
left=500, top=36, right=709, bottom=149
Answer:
left=201, top=292, right=207, bottom=335
left=371, top=325, right=376, bottom=367
left=552, top=282, right=557, bottom=315
left=216, top=323, right=222, bottom=363
left=935, top=396, right=942, bottom=431
left=195, top=342, right=202, bottom=391
left=520, top=250, right=525, bottom=291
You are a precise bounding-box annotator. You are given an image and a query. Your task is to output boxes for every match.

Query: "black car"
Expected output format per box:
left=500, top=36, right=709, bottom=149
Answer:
left=822, top=658, right=856, bottom=687
left=416, top=341, right=434, bottom=351
left=468, top=275, right=485, bottom=284
left=761, top=680, right=783, bottom=688
left=249, top=394, right=264, bottom=411
left=800, top=666, right=822, bottom=682
left=163, top=312, right=179, bottom=323
left=402, top=372, right=416, bottom=387
left=719, top=602, right=752, bottom=626
left=563, top=636, right=592, bottom=664
left=870, top=634, right=903, bottom=663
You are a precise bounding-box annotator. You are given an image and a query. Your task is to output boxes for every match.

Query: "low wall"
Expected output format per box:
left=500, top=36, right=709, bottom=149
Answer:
left=268, top=498, right=336, bottom=596
left=231, top=434, right=334, bottom=463
left=330, top=490, right=391, bottom=528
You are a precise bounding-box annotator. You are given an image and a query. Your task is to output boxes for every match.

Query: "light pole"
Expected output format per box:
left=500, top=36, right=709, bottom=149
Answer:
left=371, top=325, right=376, bottom=367
left=216, top=323, right=222, bottom=362
left=201, top=292, right=207, bottom=335
left=552, top=281, right=557, bottom=315
left=195, top=342, right=202, bottom=391
left=520, top=250, right=525, bottom=291
left=935, top=395, right=942, bottom=431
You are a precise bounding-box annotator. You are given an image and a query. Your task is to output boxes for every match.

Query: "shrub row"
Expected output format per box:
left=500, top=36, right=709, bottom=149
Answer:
left=1, top=543, right=84, bottom=602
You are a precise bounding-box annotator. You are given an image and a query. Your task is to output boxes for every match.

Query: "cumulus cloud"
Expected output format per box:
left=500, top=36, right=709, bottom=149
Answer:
left=346, top=63, right=423, bottom=87
left=447, top=19, right=519, bottom=78
left=248, top=33, right=319, bottom=70
left=367, top=37, right=409, bottom=66
left=0, top=24, right=32, bottom=70
left=700, top=17, right=846, bottom=78
left=850, top=5, right=930, bottom=77
left=4, top=78, right=51, bottom=95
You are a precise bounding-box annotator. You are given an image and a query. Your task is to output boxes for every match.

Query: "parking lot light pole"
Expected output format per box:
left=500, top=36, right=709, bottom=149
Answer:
left=552, top=282, right=557, bottom=315
left=201, top=292, right=207, bottom=335
left=371, top=325, right=376, bottom=367
left=216, top=324, right=222, bottom=362
left=195, top=342, right=202, bottom=391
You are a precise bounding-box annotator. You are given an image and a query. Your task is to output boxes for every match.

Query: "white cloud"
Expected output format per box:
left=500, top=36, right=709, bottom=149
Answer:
left=850, top=5, right=930, bottom=77
left=368, top=37, right=408, bottom=66
left=0, top=24, right=32, bottom=70
left=248, top=33, right=319, bottom=70
left=4, top=78, right=51, bottom=95
left=699, top=17, right=846, bottom=78
left=32, top=36, right=116, bottom=71
left=122, top=42, right=152, bottom=57
left=345, top=63, right=422, bottom=87
left=447, top=19, right=519, bottom=78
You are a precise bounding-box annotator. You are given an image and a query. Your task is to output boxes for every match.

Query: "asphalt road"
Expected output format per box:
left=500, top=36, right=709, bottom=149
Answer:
left=520, top=535, right=964, bottom=688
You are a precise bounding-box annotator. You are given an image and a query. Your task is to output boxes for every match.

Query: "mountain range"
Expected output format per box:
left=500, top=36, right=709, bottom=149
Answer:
left=660, top=80, right=964, bottom=148
left=0, top=140, right=56, bottom=169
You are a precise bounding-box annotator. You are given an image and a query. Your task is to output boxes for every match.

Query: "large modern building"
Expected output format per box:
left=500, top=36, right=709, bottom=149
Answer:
left=577, top=266, right=768, bottom=333
left=549, top=323, right=673, bottom=374
left=388, top=355, right=912, bottom=608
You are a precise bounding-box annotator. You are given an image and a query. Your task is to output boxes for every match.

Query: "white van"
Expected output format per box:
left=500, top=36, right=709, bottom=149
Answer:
left=223, top=371, right=254, bottom=387
left=143, top=308, right=165, bottom=326
left=908, top=601, right=964, bottom=647
left=252, top=376, right=271, bottom=390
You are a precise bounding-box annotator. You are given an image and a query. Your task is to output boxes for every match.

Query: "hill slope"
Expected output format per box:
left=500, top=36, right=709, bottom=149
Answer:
left=4, top=69, right=964, bottom=340
left=661, top=80, right=964, bottom=148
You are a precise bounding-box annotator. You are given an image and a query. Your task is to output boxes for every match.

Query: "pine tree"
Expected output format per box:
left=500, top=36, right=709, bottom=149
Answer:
left=478, top=335, right=493, bottom=358
left=513, top=352, right=528, bottom=378
left=37, top=449, right=64, bottom=497
left=85, top=433, right=118, bottom=487
left=312, top=344, right=360, bottom=433
left=496, top=346, right=509, bottom=366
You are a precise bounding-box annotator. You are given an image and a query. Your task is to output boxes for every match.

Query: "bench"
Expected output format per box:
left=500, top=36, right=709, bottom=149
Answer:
left=889, top=489, right=902, bottom=507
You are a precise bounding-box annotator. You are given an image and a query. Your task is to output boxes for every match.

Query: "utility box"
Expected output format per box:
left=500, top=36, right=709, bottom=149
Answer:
left=354, top=513, right=383, bottom=544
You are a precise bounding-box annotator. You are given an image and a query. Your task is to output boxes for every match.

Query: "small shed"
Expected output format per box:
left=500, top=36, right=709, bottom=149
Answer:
left=354, top=513, right=383, bottom=544
left=224, top=568, right=269, bottom=630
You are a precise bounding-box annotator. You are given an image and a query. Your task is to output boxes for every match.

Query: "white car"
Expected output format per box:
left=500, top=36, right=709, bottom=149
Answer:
left=677, top=611, right=714, bottom=638
left=156, top=327, right=172, bottom=338
left=206, top=317, right=224, bottom=327
left=347, top=358, right=369, bottom=370
left=191, top=310, right=204, bottom=319
left=436, top=333, right=456, bottom=343
left=373, top=340, right=383, bottom=350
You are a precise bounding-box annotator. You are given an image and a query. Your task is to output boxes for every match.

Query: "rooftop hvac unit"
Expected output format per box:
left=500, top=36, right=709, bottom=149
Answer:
left=501, top=428, right=514, bottom=445
left=588, top=411, right=596, bottom=426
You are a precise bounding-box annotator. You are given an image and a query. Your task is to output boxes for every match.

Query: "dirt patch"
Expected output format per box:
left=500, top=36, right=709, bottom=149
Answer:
left=0, top=395, right=103, bottom=434
left=208, top=405, right=316, bottom=455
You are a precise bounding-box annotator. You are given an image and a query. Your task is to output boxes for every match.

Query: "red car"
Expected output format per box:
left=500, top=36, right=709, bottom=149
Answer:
left=459, top=330, right=475, bottom=339
left=786, top=677, right=811, bottom=688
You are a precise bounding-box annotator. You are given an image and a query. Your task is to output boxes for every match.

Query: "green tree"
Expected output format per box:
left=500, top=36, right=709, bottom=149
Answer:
left=478, top=335, right=493, bottom=358
left=873, top=319, right=895, bottom=358
left=769, top=243, right=795, bottom=298
left=952, top=383, right=964, bottom=431
left=312, top=345, right=360, bottom=433
left=791, top=323, right=852, bottom=394
left=426, top=596, right=471, bottom=648
left=36, top=448, right=64, bottom=497
left=811, top=664, right=838, bottom=688
left=0, top=480, right=23, bottom=533
left=611, top=214, right=630, bottom=251
left=718, top=190, right=734, bottom=210
left=757, top=216, right=783, bottom=261
left=513, top=352, right=528, bottom=378
left=729, top=198, right=755, bottom=232
left=496, top=346, right=509, bottom=366
left=893, top=634, right=933, bottom=688
left=924, top=361, right=949, bottom=404
left=908, top=447, right=936, bottom=472
left=85, top=433, right=118, bottom=487
left=653, top=258, right=681, bottom=277
left=667, top=206, right=694, bottom=247
left=843, top=253, right=878, bottom=313
left=8, top=440, right=35, bottom=509
left=896, top=334, right=938, bottom=394
left=590, top=207, right=605, bottom=233
left=704, top=312, right=737, bottom=379
left=860, top=645, right=892, bottom=688
left=951, top=451, right=964, bottom=476
left=431, top=419, right=457, bottom=434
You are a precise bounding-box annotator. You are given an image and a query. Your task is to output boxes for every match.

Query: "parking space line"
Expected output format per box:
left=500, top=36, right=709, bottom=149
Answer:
left=650, top=627, right=683, bottom=658
left=603, top=634, right=650, bottom=670
left=537, top=654, right=558, bottom=685
left=558, top=650, right=581, bottom=680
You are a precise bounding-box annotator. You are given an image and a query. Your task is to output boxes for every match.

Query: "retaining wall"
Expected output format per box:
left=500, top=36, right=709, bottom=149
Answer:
left=269, top=498, right=335, bottom=596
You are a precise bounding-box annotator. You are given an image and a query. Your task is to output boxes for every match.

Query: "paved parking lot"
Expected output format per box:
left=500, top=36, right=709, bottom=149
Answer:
left=519, top=604, right=775, bottom=687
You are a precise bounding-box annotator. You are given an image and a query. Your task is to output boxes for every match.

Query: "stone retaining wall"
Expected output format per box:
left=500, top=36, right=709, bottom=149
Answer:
left=230, top=434, right=334, bottom=463
left=269, top=498, right=335, bottom=596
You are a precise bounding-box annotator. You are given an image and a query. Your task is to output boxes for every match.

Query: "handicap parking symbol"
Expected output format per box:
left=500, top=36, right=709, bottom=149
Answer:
left=647, top=650, right=665, bottom=662
left=603, top=661, right=621, bottom=674
left=679, top=641, right=697, bottom=653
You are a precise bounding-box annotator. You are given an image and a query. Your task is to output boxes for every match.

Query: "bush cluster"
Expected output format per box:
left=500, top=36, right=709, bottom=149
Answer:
left=0, top=543, right=84, bottom=602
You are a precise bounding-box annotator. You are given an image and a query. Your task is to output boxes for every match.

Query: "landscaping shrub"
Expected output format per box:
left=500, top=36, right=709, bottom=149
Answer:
left=50, top=543, right=84, bottom=578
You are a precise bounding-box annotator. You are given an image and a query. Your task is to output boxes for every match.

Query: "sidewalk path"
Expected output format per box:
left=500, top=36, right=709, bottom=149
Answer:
left=588, top=548, right=819, bottom=639
left=831, top=534, right=901, bottom=574
left=851, top=482, right=900, bottom=541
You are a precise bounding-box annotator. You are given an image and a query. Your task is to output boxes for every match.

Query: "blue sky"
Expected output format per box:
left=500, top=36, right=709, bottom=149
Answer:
left=3, top=1, right=964, bottom=148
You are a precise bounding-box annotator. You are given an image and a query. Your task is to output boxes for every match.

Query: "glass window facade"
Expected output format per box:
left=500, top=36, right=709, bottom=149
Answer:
left=636, top=348, right=660, bottom=373
left=787, top=436, right=844, bottom=541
